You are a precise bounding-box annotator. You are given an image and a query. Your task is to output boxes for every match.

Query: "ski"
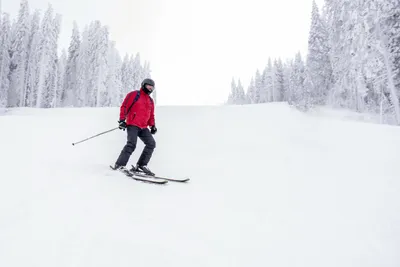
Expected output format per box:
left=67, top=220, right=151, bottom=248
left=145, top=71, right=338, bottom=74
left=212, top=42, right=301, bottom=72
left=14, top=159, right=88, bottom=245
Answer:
left=109, top=165, right=168, bottom=185
left=130, top=167, right=190, bottom=183
left=131, top=174, right=168, bottom=185
left=134, top=172, right=190, bottom=182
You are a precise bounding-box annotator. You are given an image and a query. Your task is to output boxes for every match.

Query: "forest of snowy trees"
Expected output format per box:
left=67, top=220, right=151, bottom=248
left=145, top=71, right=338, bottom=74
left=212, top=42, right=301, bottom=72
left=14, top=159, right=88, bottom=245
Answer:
left=227, top=0, right=400, bottom=125
left=0, top=0, right=151, bottom=109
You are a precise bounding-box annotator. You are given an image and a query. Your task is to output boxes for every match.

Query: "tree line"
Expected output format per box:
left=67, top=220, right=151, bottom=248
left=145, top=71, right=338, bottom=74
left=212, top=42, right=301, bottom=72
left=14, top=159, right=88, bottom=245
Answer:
left=227, top=0, right=400, bottom=125
left=0, top=0, right=152, bottom=109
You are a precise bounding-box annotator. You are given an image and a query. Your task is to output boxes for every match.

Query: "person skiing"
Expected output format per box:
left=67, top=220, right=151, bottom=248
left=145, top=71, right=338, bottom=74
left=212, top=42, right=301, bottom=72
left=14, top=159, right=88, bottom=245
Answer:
left=113, top=78, right=157, bottom=176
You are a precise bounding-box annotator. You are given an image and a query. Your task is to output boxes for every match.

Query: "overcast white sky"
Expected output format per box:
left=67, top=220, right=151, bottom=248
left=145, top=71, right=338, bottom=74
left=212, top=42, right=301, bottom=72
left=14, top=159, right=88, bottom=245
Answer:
left=2, top=0, right=324, bottom=105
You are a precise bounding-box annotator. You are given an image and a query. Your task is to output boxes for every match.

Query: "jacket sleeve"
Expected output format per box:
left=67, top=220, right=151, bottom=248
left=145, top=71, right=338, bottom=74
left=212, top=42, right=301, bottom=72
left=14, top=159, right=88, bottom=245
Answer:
left=119, top=91, right=134, bottom=121
left=148, top=101, right=155, bottom=126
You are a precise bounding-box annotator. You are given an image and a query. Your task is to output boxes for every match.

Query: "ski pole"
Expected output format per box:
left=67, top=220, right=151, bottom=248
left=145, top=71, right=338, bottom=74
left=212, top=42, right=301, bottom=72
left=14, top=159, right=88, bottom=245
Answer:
left=72, top=127, right=119, bottom=146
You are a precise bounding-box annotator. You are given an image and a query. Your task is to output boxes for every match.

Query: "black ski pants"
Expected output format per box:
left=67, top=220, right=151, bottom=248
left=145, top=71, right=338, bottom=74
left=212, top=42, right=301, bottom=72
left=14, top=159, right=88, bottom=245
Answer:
left=115, top=126, right=156, bottom=167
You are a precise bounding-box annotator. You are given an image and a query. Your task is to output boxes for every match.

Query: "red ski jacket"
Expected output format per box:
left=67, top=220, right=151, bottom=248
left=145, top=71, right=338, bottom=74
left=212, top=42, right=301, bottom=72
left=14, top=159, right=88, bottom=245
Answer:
left=119, top=89, right=155, bottom=129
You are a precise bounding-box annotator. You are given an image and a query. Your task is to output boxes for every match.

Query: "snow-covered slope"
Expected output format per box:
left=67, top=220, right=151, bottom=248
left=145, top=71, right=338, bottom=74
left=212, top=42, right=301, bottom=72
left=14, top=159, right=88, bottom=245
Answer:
left=1, top=103, right=400, bottom=267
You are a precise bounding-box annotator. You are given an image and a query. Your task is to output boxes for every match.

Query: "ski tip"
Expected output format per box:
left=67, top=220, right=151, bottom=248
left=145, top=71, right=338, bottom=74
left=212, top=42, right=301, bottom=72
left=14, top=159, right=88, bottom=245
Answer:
left=133, top=177, right=168, bottom=185
left=171, top=178, right=190, bottom=182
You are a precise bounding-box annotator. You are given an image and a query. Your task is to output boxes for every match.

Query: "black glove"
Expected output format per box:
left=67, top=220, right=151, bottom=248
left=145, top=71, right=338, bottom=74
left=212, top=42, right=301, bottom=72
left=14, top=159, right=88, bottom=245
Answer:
left=150, top=125, right=157, bottom=134
left=118, top=119, right=127, bottom=130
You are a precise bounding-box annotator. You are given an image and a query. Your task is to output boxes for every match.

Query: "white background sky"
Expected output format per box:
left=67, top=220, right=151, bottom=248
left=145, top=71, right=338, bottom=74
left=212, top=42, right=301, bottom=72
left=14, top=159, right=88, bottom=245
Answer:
left=2, top=0, right=324, bottom=105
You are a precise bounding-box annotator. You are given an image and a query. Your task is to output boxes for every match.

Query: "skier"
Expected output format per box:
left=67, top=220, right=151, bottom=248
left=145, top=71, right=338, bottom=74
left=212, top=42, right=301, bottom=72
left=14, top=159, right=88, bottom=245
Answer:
left=113, top=78, right=157, bottom=176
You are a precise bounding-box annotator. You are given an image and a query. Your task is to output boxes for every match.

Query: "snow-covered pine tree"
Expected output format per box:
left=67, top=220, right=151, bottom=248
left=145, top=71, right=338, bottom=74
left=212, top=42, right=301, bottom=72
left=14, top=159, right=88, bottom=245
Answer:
left=305, top=0, right=331, bottom=107
left=75, top=25, right=89, bottom=107
left=94, top=24, right=109, bottom=107
left=63, top=21, right=80, bottom=107
left=132, top=52, right=142, bottom=91
left=380, top=0, right=400, bottom=123
left=259, top=66, right=268, bottom=103
left=267, top=58, right=275, bottom=102
left=128, top=55, right=136, bottom=89
left=227, top=77, right=237, bottom=104
left=120, top=54, right=129, bottom=95
left=0, top=5, right=2, bottom=72
left=282, top=59, right=293, bottom=103
left=325, top=0, right=371, bottom=112
left=8, top=0, right=30, bottom=107
left=0, top=3, right=150, bottom=108
left=0, top=12, right=11, bottom=108
left=46, top=12, right=61, bottom=108
left=121, top=54, right=149, bottom=95
left=121, top=54, right=135, bottom=95
left=24, top=9, right=41, bottom=107
left=349, top=1, right=388, bottom=116
left=309, top=0, right=399, bottom=123
left=274, top=58, right=285, bottom=102
left=35, top=4, right=53, bottom=107
left=324, top=0, right=348, bottom=108
left=105, top=41, right=122, bottom=106
left=142, top=61, right=155, bottom=103
left=0, top=3, right=2, bottom=39
left=114, top=49, right=123, bottom=104
left=236, top=79, right=246, bottom=104
left=55, top=49, right=66, bottom=107
left=254, top=69, right=262, bottom=103
left=246, top=77, right=256, bottom=104
left=143, top=60, right=151, bottom=79
left=289, top=52, right=306, bottom=108
left=349, top=1, right=373, bottom=113
left=386, top=1, right=400, bottom=93
left=85, top=21, right=99, bottom=107
left=370, top=0, right=400, bottom=124
left=34, top=7, right=60, bottom=108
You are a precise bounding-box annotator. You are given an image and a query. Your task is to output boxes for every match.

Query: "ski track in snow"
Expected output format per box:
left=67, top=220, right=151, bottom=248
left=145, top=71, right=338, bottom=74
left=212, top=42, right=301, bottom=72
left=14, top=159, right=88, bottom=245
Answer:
left=1, top=103, right=400, bottom=267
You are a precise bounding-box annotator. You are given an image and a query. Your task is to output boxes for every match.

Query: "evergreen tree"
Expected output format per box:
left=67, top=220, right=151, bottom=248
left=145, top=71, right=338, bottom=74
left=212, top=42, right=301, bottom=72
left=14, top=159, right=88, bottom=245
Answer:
left=0, top=0, right=150, bottom=108
left=246, top=77, right=256, bottom=104
left=254, top=69, right=262, bottom=103
left=224, top=0, right=400, bottom=124
left=282, top=59, right=293, bottom=102
left=121, top=54, right=130, bottom=96
left=236, top=79, right=246, bottom=105
left=9, top=0, right=30, bottom=107
left=381, top=0, right=400, bottom=123
left=46, top=12, right=61, bottom=108
left=305, top=0, right=331, bottom=106
left=0, top=13, right=11, bottom=108
left=132, top=52, right=143, bottom=91
left=55, top=49, right=67, bottom=107
left=289, top=52, right=306, bottom=108
left=35, top=4, right=56, bottom=108
left=24, top=9, right=40, bottom=107
left=75, top=25, right=89, bottom=107
left=63, top=21, right=80, bottom=106
left=259, top=66, right=268, bottom=103
left=94, top=24, right=109, bottom=107
left=274, top=58, right=285, bottom=102
left=227, top=77, right=237, bottom=104
left=105, top=41, right=123, bottom=106
left=265, top=58, right=274, bottom=102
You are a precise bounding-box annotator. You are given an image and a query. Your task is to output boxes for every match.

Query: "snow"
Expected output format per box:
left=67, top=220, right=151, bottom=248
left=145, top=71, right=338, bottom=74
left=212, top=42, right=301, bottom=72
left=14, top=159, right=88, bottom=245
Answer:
left=1, top=103, right=400, bottom=267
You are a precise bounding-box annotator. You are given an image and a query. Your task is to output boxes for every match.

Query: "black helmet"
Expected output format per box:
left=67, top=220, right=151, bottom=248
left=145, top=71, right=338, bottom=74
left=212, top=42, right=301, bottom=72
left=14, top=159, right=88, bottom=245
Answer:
left=141, top=78, right=155, bottom=94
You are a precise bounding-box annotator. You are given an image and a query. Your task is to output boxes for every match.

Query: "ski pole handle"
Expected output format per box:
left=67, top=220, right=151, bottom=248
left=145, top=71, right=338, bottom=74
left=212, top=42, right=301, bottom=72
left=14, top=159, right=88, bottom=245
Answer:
left=72, top=127, right=119, bottom=146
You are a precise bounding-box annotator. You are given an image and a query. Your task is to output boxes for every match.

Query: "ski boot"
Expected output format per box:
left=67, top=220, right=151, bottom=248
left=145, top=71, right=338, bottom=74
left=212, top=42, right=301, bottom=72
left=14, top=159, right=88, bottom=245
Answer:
left=111, top=164, right=132, bottom=176
left=130, top=164, right=155, bottom=176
